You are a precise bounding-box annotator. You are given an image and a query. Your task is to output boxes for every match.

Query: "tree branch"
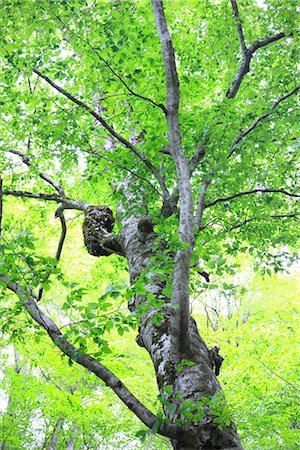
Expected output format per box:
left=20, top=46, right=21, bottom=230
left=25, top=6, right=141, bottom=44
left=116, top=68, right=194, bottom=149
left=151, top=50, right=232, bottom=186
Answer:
left=205, top=188, right=300, bottom=208
left=253, top=357, right=300, bottom=393
left=227, top=0, right=293, bottom=98
left=7, top=148, right=65, bottom=196
left=151, top=0, right=194, bottom=358
left=46, top=6, right=167, bottom=115
left=2, top=189, right=89, bottom=211
left=230, top=213, right=299, bottom=231
left=230, top=0, right=247, bottom=55
left=0, top=275, right=188, bottom=443
left=37, top=212, right=67, bottom=301
left=45, top=96, right=162, bottom=196
left=151, top=0, right=180, bottom=113
left=32, top=68, right=169, bottom=197
left=228, top=85, right=300, bottom=157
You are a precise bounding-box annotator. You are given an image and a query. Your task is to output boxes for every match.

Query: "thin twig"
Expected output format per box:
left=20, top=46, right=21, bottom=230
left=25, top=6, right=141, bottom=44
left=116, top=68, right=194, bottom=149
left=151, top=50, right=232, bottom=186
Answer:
left=253, top=357, right=300, bottom=393
left=46, top=6, right=167, bottom=114
left=230, top=213, right=299, bottom=231
left=7, top=148, right=65, bottom=196
left=228, top=85, right=300, bottom=157
left=37, top=213, right=67, bottom=302
left=33, top=68, right=169, bottom=198
left=205, top=188, right=300, bottom=208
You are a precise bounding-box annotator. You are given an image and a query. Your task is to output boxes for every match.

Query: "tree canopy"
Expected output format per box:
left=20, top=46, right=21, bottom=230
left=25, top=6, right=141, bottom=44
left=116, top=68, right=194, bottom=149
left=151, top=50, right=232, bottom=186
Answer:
left=0, top=0, right=299, bottom=449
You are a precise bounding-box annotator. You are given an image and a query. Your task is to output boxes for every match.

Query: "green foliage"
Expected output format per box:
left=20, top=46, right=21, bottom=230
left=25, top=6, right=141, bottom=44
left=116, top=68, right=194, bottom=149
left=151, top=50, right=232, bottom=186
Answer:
left=0, top=0, right=299, bottom=448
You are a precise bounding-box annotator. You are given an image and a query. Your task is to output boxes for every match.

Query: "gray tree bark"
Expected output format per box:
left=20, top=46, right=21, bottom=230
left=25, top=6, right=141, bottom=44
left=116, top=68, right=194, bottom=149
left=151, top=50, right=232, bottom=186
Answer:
left=116, top=207, right=243, bottom=449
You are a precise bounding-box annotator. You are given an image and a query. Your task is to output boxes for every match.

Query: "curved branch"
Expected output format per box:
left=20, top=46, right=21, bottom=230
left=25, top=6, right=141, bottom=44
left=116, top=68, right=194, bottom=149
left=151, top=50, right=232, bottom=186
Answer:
left=7, top=148, right=65, bottom=196
left=227, top=1, right=294, bottom=98
left=33, top=68, right=169, bottom=198
left=2, top=189, right=89, bottom=210
left=37, top=213, right=67, bottom=301
left=228, top=85, right=300, bottom=157
left=46, top=6, right=167, bottom=115
left=230, top=213, right=299, bottom=231
left=205, top=188, right=300, bottom=208
left=0, top=275, right=188, bottom=443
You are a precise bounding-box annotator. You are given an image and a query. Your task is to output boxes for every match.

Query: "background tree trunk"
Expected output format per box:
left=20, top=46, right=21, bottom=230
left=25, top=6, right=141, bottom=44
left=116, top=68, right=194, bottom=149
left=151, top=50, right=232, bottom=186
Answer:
left=47, top=419, right=63, bottom=450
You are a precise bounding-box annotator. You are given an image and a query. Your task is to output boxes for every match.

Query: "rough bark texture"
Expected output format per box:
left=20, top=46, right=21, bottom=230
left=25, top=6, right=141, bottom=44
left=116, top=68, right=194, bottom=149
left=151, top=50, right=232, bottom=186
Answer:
left=115, top=206, right=243, bottom=449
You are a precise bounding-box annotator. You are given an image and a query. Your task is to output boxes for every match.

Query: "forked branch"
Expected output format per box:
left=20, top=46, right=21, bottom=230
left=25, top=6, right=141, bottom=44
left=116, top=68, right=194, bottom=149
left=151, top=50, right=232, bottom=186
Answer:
left=227, top=0, right=293, bottom=98
left=47, top=6, right=167, bottom=114
left=33, top=68, right=169, bottom=199
left=7, top=148, right=65, bottom=196
left=5, top=148, right=69, bottom=300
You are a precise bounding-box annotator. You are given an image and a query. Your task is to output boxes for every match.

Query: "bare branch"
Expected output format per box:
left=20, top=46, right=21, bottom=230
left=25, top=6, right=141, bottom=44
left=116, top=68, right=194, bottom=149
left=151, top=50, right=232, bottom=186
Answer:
left=46, top=6, right=167, bottom=115
left=249, top=32, right=288, bottom=54
left=228, top=85, right=300, bottom=157
left=7, top=148, right=65, bottom=196
left=230, top=213, right=299, bottom=231
left=230, top=0, right=247, bottom=55
left=2, top=189, right=89, bottom=211
left=0, top=275, right=187, bottom=442
left=205, top=188, right=300, bottom=208
left=253, top=357, right=300, bottom=393
left=33, top=68, right=169, bottom=197
left=227, top=0, right=293, bottom=98
left=37, top=213, right=67, bottom=302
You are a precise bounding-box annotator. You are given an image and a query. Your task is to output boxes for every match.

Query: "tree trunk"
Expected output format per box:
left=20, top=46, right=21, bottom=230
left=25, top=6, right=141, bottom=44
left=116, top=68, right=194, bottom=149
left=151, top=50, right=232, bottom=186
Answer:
left=118, top=213, right=243, bottom=449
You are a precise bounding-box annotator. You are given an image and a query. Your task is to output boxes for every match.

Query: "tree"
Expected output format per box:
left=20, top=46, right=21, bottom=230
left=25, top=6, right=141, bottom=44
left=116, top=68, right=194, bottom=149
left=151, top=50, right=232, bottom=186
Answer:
left=0, top=0, right=299, bottom=448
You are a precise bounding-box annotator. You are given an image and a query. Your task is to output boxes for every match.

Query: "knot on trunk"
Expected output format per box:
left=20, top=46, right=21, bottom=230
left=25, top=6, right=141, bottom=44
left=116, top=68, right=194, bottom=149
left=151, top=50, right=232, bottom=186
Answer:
left=138, top=215, right=154, bottom=233
left=82, top=206, right=124, bottom=257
